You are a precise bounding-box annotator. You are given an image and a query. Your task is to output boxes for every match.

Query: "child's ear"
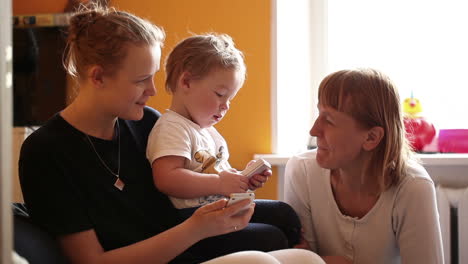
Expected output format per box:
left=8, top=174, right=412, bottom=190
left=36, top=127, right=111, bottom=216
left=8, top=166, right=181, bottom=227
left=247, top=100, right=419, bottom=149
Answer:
left=178, top=71, right=192, bottom=91
left=363, top=126, right=384, bottom=151
left=88, top=65, right=105, bottom=87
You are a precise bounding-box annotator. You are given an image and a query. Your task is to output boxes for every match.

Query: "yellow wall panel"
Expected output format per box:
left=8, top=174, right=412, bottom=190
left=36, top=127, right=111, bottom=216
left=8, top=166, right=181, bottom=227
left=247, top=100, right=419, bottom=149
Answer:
left=12, top=0, right=277, bottom=199
left=112, top=0, right=276, bottom=199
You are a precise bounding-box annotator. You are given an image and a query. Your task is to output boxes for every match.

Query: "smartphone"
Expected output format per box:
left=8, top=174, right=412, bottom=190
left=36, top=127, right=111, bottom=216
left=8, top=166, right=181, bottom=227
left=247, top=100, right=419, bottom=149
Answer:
left=241, top=158, right=271, bottom=178
left=226, top=192, right=255, bottom=208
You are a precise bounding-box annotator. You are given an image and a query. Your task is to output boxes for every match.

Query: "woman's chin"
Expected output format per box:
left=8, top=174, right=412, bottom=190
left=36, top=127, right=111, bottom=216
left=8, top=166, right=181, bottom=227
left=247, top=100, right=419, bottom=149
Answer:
left=132, top=112, right=144, bottom=120
left=120, top=110, right=144, bottom=121
left=316, top=148, right=327, bottom=159
left=316, top=153, right=330, bottom=169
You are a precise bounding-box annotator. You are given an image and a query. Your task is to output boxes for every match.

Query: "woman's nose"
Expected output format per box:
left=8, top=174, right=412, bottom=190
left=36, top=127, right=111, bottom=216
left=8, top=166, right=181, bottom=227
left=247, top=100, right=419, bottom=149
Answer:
left=310, top=119, right=320, bottom=137
left=147, top=79, right=156, bottom=96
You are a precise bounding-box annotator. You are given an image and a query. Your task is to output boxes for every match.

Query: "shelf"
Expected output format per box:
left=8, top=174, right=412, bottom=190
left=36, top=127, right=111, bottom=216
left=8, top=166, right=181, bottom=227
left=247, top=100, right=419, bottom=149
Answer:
left=255, top=153, right=468, bottom=167
left=256, top=152, right=468, bottom=196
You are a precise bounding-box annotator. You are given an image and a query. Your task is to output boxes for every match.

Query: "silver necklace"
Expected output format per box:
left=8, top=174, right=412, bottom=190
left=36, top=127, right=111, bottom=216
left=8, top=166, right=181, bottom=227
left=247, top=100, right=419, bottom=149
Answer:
left=85, top=121, right=125, bottom=191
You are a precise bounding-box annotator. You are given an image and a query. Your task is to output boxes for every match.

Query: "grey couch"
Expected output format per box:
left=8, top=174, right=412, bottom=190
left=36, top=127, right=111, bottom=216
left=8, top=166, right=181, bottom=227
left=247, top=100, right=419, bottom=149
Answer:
left=13, top=203, right=68, bottom=264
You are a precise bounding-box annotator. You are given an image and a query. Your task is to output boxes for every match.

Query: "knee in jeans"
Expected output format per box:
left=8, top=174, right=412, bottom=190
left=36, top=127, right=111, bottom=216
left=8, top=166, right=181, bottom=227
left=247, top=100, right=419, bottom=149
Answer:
left=276, top=201, right=298, bottom=217
left=271, top=201, right=301, bottom=227
left=261, top=226, right=289, bottom=251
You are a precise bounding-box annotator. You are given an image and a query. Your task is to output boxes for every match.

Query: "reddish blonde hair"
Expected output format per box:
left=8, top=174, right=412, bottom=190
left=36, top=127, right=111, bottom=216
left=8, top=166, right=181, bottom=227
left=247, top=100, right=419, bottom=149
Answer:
left=64, top=3, right=165, bottom=81
left=165, top=33, right=246, bottom=93
left=318, top=68, right=414, bottom=191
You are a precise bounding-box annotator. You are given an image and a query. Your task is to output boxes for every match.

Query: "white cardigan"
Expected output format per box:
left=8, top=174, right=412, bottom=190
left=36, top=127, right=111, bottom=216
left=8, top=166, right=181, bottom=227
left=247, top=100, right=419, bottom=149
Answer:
left=284, top=150, right=444, bottom=264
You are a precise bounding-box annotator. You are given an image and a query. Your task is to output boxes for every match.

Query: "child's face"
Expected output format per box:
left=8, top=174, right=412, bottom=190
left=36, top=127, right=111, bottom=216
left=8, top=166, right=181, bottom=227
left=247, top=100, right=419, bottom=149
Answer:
left=102, top=44, right=161, bottom=120
left=184, top=68, right=243, bottom=128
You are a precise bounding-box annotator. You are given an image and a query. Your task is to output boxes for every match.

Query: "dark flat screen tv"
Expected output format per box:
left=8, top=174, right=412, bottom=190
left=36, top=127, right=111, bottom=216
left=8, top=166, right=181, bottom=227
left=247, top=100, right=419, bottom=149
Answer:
left=13, top=26, right=68, bottom=126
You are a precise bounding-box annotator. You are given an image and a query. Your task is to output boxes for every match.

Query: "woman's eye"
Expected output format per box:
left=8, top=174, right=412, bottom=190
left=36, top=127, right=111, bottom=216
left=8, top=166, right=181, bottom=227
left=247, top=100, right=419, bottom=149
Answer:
left=137, top=76, right=152, bottom=83
left=318, top=115, right=332, bottom=125
left=215, top=92, right=223, bottom=97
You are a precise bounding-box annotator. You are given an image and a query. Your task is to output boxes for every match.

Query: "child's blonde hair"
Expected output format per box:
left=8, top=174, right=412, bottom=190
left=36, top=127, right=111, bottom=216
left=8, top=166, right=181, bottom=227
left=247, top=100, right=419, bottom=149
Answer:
left=64, top=3, right=165, bottom=81
left=165, top=33, right=246, bottom=93
left=318, top=68, right=414, bottom=191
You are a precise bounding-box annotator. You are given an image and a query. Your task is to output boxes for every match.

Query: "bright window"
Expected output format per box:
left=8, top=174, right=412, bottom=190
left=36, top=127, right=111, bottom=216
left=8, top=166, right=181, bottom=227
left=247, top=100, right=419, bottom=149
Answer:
left=274, top=0, right=468, bottom=154
left=328, top=0, right=468, bottom=129
left=274, top=0, right=325, bottom=154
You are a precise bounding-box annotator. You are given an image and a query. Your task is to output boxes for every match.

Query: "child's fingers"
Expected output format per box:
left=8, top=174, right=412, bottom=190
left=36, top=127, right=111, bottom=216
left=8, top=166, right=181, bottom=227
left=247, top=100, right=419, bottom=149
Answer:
left=238, top=177, right=250, bottom=191
left=261, top=169, right=272, bottom=177
left=251, top=174, right=268, bottom=183
left=248, top=179, right=263, bottom=190
left=250, top=175, right=267, bottom=186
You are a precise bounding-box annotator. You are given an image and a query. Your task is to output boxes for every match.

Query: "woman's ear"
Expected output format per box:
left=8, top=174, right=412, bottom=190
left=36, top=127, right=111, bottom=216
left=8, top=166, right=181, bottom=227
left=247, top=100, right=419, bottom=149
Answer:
left=363, top=126, right=385, bottom=151
left=88, top=65, right=104, bottom=87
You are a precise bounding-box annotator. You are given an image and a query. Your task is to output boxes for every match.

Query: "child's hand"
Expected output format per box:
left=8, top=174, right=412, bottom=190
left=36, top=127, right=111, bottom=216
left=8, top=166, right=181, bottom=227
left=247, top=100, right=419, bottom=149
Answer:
left=244, top=160, right=272, bottom=190
left=218, top=170, right=249, bottom=196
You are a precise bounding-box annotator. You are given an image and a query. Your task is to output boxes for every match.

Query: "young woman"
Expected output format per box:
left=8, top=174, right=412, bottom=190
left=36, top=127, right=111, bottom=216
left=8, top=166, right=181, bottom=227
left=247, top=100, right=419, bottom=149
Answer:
left=285, top=69, right=444, bottom=264
left=19, top=4, right=323, bottom=264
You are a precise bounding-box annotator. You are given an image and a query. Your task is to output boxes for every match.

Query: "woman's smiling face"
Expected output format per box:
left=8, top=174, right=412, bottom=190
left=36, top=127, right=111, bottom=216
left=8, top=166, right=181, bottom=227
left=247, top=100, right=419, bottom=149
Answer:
left=310, top=104, right=370, bottom=170
left=102, top=44, right=161, bottom=121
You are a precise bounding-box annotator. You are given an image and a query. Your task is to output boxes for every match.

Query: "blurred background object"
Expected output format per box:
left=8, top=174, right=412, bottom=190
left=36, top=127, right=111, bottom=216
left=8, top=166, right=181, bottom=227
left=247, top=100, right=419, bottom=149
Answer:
left=403, top=93, right=436, bottom=152
left=438, top=129, right=468, bottom=153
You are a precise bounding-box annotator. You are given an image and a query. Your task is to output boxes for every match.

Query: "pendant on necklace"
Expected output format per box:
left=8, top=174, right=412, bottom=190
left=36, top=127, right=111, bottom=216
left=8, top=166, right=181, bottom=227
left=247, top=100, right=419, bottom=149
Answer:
left=114, top=178, right=125, bottom=191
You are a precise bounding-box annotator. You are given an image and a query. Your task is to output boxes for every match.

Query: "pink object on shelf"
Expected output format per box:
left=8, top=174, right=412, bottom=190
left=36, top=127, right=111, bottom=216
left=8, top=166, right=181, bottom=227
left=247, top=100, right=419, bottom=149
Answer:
left=438, top=129, right=468, bottom=153
left=404, top=117, right=436, bottom=152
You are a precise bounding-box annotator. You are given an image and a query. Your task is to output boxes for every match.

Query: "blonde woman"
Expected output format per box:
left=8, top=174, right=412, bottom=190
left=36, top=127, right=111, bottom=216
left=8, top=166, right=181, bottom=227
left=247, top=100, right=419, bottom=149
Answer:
left=285, top=69, right=444, bottom=264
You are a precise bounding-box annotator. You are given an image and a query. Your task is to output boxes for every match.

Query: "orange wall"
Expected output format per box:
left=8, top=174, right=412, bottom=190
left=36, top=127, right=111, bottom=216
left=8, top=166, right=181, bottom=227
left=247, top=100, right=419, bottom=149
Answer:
left=13, top=0, right=277, bottom=199
left=13, top=0, right=68, bottom=14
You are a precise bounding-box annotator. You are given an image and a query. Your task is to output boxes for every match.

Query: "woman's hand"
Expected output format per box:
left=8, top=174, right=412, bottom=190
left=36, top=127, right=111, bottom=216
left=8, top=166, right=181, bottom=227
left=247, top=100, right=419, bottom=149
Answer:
left=186, top=198, right=255, bottom=239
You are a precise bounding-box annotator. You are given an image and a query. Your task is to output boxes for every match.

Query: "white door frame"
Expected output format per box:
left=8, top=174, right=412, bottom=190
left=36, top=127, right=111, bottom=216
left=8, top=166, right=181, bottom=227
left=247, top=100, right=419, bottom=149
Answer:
left=0, top=0, right=13, bottom=263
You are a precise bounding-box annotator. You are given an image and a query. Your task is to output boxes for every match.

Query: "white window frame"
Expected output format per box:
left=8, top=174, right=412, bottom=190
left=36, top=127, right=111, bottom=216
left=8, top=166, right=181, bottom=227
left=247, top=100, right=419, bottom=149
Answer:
left=271, top=0, right=328, bottom=155
left=0, top=0, right=13, bottom=263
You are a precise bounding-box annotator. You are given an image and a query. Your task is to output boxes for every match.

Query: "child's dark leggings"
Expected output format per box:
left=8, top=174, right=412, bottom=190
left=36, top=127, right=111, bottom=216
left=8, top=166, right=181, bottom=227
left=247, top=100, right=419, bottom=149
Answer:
left=171, top=199, right=302, bottom=264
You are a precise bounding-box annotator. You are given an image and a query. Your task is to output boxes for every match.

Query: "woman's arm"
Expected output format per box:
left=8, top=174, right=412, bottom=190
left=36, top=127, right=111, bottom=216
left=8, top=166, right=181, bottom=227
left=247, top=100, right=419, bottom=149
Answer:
left=59, top=199, right=254, bottom=264
left=152, top=156, right=249, bottom=198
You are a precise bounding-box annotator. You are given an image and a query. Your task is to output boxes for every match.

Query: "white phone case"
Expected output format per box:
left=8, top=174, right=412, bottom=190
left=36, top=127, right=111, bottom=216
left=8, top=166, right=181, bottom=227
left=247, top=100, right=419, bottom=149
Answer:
left=226, top=192, right=255, bottom=207
left=241, top=158, right=271, bottom=178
